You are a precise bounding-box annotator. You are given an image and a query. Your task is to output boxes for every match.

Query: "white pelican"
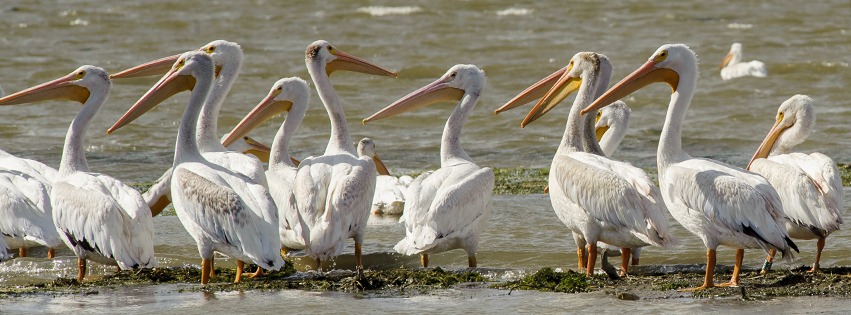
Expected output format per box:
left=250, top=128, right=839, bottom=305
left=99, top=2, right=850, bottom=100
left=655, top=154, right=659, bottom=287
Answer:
left=356, top=138, right=406, bottom=216
left=113, top=51, right=283, bottom=284
left=220, top=77, right=311, bottom=254
left=719, top=43, right=767, bottom=81
left=747, top=95, right=843, bottom=273
left=582, top=44, right=798, bottom=290
left=294, top=40, right=396, bottom=270
left=595, top=102, right=631, bottom=157
left=364, top=64, right=495, bottom=268
left=109, top=40, right=268, bottom=216
left=0, top=66, right=158, bottom=281
left=0, top=235, right=11, bottom=261
left=498, top=52, right=676, bottom=276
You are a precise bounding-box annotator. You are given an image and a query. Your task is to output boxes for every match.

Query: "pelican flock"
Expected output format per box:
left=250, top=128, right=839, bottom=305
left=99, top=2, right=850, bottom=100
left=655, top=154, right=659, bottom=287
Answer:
left=0, top=31, right=846, bottom=295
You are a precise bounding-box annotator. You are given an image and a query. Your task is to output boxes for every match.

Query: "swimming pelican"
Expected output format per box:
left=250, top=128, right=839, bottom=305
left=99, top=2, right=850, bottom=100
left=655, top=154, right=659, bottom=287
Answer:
left=220, top=77, right=311, bottom=255
left=294, top=40, right=396, bottom=270
left=719, top=43, right=767, bottom=81
left=356, top=138, right=406, bottom=215
left=364, top=64, right=494, bottom=268
left=113, top=51, right=283, bottom=284
left=500, top=52, right=676, bottom=276
left=747, top=95, right=843, bottom=273
left=0, top=66, right=158, bottom=281
left=582, top=44, right=797, bottom=290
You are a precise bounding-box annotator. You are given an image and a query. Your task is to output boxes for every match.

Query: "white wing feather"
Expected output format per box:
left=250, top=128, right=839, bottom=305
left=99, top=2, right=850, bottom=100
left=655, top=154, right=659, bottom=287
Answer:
left=0, top=168, right=61, bottom=247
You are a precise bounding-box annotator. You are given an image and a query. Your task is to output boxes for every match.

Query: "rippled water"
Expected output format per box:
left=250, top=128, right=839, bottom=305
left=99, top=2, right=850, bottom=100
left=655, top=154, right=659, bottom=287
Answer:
left=2, top=0, right=851, bottom=312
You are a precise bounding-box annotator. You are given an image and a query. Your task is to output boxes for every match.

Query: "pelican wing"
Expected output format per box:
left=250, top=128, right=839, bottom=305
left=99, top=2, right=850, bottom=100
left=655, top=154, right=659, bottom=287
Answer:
left=0, top=169, right=60, bottom=247
left=52, top=172, right=157, bottom=269
left=0, top=235, right=10, bottom=261
left=204, top=152, right=269, bottom=188
left=552, top=152, right=675, bottom=247
left=750, top=152, right=844, bottom=236
left=267, top=167, right=305, bottom=249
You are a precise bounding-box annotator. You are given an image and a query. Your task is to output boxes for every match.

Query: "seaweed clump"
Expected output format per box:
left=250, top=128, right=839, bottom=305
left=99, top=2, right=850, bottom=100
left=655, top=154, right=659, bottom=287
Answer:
left=492, top=267, right=590, bottom=293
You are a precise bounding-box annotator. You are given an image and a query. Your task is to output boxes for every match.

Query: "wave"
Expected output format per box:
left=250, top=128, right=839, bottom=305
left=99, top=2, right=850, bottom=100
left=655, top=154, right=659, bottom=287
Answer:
left=357, top=6, right=422, bottom=17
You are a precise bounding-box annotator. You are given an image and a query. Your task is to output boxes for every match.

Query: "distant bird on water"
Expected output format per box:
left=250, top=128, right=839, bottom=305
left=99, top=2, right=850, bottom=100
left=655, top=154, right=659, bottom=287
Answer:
left=719, top=43, right=767, bottom=80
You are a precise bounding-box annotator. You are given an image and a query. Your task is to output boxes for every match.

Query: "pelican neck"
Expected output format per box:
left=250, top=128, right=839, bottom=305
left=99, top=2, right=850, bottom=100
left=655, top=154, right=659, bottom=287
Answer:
left=307, top=58, right=356, bottom=156
left=196, top=59, right=241, bottom=153
left=59, top=83, right=110, bottom=176
left=440, top=91, right=480, bottom=167
left=557, top=71, right=599, bottom=155
left=174, top=71, right=215, bottom=165
left=270, top=103, right=306, bottom=169
left=657, top=69, right=697, bottom=170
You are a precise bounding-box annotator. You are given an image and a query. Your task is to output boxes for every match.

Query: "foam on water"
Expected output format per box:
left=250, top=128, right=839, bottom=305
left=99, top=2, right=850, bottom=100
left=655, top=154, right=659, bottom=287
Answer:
left=495, top=8, right=532, bottom=16
left=357, top=6, right=422, bottom=17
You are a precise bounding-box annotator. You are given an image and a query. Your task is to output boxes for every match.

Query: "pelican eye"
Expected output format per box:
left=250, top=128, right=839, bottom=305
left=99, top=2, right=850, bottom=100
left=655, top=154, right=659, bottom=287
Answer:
left=244, top=136, right=249, bottom=140
left=206, top=46, right=216, bottom=53
left=596, top=111, right=601, bottom=123
left=778, top=111, right=784, bottom=122
left=449, top=72, right=457, bottom=78
left=327, top=46, right=336, bottom=54
left=567, top=61, right=574, bottom=72
left=75, top=70, right=86, bottom=78
left=654, top=50, right=669, bottom=63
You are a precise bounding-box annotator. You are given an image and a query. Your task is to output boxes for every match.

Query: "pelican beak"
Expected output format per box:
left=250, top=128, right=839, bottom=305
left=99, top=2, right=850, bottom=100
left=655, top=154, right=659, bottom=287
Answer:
left=373, top=154, right=391, bottom=176
left=242, top=136, right=272, bottom=163
left=718, top=53, right=734, bottom=70
left=746, top=120, right=789, bottom=169
left=520, top=72, right=582, bottom=127
left=363, top=76, right=464, bottom=123
left=595, top=125, right=609, bottom=141
left=108, top=65, right=196, bottom=134
left=326, top=49, right=397, bottom=78
left=110, top=54, right=180, bottom=79
left=494, top=66, right=567, bottom=114
left=290, top=157, right=301, bottom=167
left=581, top=60, right=679, bottom=116
left=0, top=72, right=90, bottom=106
left=222, top=92, right=293, bottom=147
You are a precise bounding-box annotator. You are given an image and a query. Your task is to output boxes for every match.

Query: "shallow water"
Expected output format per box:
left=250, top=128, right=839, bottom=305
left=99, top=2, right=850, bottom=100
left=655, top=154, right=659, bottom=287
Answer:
left=3, top=0, right=851, bottom=312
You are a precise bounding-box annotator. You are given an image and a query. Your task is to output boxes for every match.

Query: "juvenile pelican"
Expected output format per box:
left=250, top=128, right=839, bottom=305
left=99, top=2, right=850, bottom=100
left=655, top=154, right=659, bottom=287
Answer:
left=719, top=43, right=767, bottom=81
left=221, top=77, right=311, bottom=254
left=356, top=138, right=406, bottom=215
left=498, top=53, right=676, bottom=276
left=364, top=64, right=494, bottom=268
left=294, top=40, right=396, bottom=270
left=113, top=52, right=283, bottom=284
left=0, top=66, right=158, bottom=281
left=747, top=95, right=843, bottom=273
left=582, top=44, right=797, bottom=290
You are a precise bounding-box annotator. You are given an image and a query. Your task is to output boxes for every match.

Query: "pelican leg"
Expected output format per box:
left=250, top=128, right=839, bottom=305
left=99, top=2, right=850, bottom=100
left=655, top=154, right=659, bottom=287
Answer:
left=47, top=248, right=55, bottom=259
left=249, top=266, right=265, bottom=278
left=78, top=258, right=87, bottom=282
left=718, top=249, right=743, bottom=287
left=355, top=242, right=363, bottom=269
left=19, top=247, right=27, bottom=258
left=201, top=259, right=212, bottom=285
left=421, top=254, right=429, bottom=268
left=760, top=249, right=776, bottom=274
left=585, top=243, right=597, bottom=277
left=809, top=238, right=825, bottom=273
left=116, top=266, right=121, bottom=273
left=620, top=248, right=631, bottom=276
left=631, top=255, right=639, bottom=266
left=235, top=260, right=244, bottom=283
left=577, top=247, right=587, bottom=271
left=316, top=258, right=322, bottom=272
left=209, top=256, right=215, bottom=277
left=680, top=249, right=716, bottom=291
left=468, top=255, right=477, bottom=268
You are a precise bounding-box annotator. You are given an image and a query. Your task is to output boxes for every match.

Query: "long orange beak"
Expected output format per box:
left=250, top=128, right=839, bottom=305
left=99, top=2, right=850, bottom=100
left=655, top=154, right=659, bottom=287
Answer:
left=326, top=50, right=397, bottom=78
left=746, top=120, right=789, bottom=169
left=110, top=54, right=181, bottom=79
left=222, top=92, right=293, bottom=148
left=521, top=72, right=582, bottom=127
left=718, top=53, right=734, bottom=70
left=494, top=66, right=567, bottom=114
left=373, top=154, right=391, bottom=176
left=0, top=73, right=90, bottom=105
left=242, top=136, right=272, bottom=163
left=581, top=60, right=679, bottom=116
left=107, top=66, right=196, bottom=134
left=363, top=76, right=464, bottom=123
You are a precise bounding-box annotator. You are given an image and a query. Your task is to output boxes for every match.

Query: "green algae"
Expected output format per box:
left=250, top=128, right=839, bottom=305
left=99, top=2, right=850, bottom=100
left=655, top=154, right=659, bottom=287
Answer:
left=491, top=267, right=590, bottom=293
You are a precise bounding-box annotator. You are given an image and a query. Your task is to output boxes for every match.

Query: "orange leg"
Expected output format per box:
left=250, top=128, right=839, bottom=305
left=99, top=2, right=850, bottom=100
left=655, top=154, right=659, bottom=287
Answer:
left=235, top=260, right=244, bottom=283
left=809, top=237, right=825, bottom=273
left=577, top=246, right=587, bottom=271
left=718, top=249, right=743, bottom=287
left=19, top=247, right=27, bottom=258
left=421, top=254, right=429, bottom=268
left=585, top=243, right=597, bottom=276
left=620, top=248, right=631, bottom=276
left=355, top=243, right=363, bottom=269
left=201, top=259, right=212, bottom=285
left=680, top=249, right=716, bottom=291
left=78, top=258, right=87, bottom=282
left=468, top=255, right=477, bottom=268
left=760, top=249, right=776, bottom=274
left=47, top=248, right=55, bottom=259
left=249, top=266, right=265, bottom=278
left=631, top=255, right=639, bottom=266
left=210, top=256, right=215, bottom=278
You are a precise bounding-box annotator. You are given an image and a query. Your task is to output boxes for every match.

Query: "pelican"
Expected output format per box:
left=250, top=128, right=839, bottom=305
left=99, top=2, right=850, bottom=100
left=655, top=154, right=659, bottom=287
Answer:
left=112, top=51, right=283, bottom=284
left=747, top=95, right=843, bottom=273
left=220, top=77, right=311, bottom=254
left=364, top=64, right=495, bottom=268
left=498, top=52, right=676, bottom=276
left=0, top=66, right=158, bottom=281
left=595, top=102, right=631, bottom=157
left=294, top=40, right=396, bottom=270
left=582, top=44, right=798, bottom=290
left=110, top=40, right=268, bottom=218
left=0, top=235, right=11, bottom=261
left=719, top=43, right=767, bottom=81
left=356, top=138, right=406, bottom=215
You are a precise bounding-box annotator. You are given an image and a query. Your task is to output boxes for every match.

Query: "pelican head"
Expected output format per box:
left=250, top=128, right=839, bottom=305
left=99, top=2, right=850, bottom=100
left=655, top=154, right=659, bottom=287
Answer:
left=221, top=133, right=272, bottom=162
left=0, top=65, right=109, bottom=106
left=357, top=138, right=391, bottom=176
left=110, top=40, right=239, bottom=79
left=108, top=51, right=213, bottom=134
left=306, top=40, right=397, bottom=78
left=363, top=64, right=484, bottom=123
left=747, top=95, right=815, bottom=168
left=595, top=101, right=631, bottom=156
left=517, top=52, right=602, bottom=127
left=719, top=43, right=743, bottom=70
left=221, top=77, right=311, bottom=148
left=581, top=44, right=692, bottom=115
